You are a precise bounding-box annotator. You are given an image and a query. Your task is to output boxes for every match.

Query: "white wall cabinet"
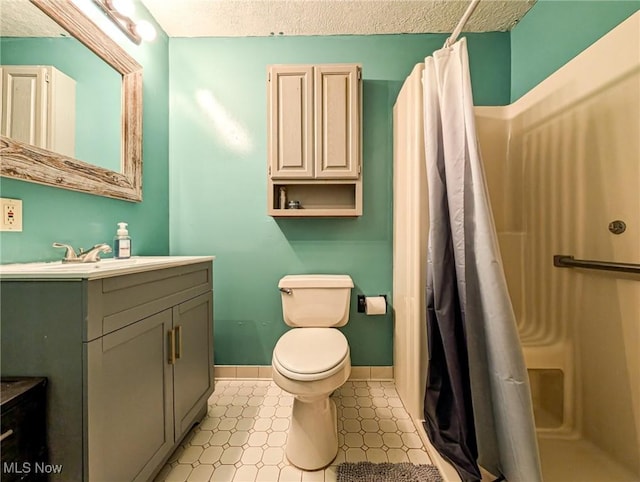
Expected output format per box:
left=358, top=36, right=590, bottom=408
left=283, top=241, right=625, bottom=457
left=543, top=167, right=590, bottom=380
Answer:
left=267, top=63, right=362, bottom=216
left=0, top=65, right=76, bottom=158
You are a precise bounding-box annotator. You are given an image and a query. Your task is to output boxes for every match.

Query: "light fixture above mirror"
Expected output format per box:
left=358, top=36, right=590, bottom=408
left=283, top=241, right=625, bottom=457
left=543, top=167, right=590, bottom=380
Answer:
left=92, top=0, right=156, bottom=44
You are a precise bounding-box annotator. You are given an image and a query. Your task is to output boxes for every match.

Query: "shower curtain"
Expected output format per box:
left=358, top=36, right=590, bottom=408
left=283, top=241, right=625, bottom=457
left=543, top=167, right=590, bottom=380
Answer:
left=422, top=38, right=542, bottom=482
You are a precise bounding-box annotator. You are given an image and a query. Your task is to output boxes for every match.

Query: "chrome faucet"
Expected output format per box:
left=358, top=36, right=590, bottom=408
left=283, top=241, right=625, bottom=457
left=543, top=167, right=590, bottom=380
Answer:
left=78, top=243, right=112, bottom=262
left=53, top=242, right=112, bottom=263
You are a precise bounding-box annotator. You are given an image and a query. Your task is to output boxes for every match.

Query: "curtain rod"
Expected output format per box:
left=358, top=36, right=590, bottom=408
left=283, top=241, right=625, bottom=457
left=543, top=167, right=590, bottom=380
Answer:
left=444, top=0, right=482, bottom=48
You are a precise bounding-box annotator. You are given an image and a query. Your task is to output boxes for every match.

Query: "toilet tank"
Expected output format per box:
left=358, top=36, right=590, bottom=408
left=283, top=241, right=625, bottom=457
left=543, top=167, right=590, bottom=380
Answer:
left=279, top=275, right=354, bottom=327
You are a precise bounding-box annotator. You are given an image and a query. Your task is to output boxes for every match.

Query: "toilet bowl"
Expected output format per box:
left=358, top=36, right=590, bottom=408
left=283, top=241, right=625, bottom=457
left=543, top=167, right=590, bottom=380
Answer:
left=271, top=275, right=354, bottom=470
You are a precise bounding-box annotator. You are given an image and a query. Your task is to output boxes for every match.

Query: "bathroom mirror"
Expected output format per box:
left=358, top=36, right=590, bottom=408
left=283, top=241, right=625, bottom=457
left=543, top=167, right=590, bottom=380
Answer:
left=0, top=0, right=143, bottom=202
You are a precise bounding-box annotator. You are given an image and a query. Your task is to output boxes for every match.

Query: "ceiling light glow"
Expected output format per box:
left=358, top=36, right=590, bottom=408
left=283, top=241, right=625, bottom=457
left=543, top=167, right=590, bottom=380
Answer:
left=135, top=20, right=157, bottom=42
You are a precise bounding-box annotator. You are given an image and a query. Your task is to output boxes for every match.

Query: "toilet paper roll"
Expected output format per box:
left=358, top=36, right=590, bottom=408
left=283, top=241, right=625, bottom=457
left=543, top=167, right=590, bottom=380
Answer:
left=365, top=296, right=387, bottom=315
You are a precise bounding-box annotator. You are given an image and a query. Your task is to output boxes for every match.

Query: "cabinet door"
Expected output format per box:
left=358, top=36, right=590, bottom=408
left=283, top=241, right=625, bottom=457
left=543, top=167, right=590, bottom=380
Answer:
left=268, top=65, right=314, bottom=179
left=172, top=292, right=214, bottom=440
left=314, top=64, right=360, bottom=179
left=1, top=66, right=48, bottom=148
left=86, top=309, right=174, bottom=482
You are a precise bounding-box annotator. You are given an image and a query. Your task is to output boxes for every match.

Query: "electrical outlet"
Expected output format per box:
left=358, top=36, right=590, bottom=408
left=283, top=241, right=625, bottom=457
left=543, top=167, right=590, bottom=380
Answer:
left=0, top=198, right=23, bottom=232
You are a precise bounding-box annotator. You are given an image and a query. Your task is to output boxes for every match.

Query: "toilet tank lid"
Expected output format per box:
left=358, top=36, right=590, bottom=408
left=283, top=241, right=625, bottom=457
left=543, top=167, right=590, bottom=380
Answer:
left=279, top=274, right=354, bottom=289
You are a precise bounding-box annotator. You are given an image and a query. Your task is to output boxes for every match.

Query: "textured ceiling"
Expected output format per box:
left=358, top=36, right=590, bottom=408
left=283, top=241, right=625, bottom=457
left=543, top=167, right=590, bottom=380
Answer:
left=0, top=0, right=69, bottom=37
left=0, top=0, right=537, bottom=39
left=140, top=0, right=537, bottom=38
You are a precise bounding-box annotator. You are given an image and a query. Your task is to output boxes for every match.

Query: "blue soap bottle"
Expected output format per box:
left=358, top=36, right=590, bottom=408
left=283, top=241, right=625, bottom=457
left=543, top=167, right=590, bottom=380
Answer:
left=114, top=222, right=131, bottom=259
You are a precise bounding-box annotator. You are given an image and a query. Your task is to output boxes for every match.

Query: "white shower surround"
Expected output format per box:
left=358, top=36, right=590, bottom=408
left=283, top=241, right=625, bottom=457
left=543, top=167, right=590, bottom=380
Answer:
left=393, top=11, right=640, bottom=481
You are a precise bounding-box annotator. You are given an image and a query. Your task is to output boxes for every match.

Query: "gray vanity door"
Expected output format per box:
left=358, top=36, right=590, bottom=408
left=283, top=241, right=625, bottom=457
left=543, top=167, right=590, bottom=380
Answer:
left=86, top=309, right=174, bottom=482
left=172, top=292, right=214, bottom=440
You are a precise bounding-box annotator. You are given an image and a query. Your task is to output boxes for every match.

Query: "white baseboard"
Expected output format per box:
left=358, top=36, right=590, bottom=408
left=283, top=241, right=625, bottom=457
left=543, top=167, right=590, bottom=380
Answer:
left=214, top=365, right=394, bottom=380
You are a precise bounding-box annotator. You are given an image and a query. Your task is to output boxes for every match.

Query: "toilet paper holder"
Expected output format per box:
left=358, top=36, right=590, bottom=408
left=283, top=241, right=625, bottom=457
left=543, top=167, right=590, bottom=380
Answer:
left=357, top=294, right=387, bottom=313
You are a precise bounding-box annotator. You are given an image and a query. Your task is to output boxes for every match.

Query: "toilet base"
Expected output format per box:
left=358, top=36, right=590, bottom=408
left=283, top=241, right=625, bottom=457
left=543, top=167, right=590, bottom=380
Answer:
left=271, top=355, right=350, bottom=471
left=286, top=395, right=338, bottom=470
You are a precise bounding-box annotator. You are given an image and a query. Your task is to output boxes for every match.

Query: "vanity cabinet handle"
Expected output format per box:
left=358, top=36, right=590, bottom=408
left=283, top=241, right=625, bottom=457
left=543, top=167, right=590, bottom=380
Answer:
left=0, top=429, right=14, bottom=443
left=168, top=329, right=176, bottom=365
left=175, top=325, right=182, bottom=360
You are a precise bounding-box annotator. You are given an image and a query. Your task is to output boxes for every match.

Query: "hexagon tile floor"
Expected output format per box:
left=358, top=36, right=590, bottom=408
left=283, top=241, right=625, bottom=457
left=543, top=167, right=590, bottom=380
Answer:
left=154, top=379, right=434, bottom=482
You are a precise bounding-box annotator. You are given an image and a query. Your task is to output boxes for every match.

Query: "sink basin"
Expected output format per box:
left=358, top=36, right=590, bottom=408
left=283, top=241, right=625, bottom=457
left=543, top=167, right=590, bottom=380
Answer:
left=0, top=256, right=215, bottom=280
left=41, top=258, right=141, bottom=270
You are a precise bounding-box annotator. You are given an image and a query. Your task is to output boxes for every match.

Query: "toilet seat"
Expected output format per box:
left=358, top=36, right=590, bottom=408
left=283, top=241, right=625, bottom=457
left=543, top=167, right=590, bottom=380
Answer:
left=273, top=328, right=349, bottom=382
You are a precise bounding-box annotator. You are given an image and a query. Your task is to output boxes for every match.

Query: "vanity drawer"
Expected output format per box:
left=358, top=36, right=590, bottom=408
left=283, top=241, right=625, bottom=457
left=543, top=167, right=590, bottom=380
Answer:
left=1, top=378, right=48, bottom=481
left=85, top=262, right=213, bottom=340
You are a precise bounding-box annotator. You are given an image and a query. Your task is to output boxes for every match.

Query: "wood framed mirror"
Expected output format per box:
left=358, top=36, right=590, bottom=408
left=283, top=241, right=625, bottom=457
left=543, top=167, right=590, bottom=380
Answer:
left=0, top=0, right=143, bottom=202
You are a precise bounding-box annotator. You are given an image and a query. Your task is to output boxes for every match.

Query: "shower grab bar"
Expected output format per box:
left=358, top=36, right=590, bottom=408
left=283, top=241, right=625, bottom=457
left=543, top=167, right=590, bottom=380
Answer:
left=553, top=255, right=640, bottom=274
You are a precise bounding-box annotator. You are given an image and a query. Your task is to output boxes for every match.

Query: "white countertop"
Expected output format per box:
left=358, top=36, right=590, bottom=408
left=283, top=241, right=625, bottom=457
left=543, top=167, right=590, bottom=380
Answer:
left=0, top=256, right=215, bottom=280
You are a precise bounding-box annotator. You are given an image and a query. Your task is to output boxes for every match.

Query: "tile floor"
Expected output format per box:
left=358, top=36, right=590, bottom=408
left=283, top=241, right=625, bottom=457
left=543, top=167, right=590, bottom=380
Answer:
left=154, top=379, right=434, bottom=482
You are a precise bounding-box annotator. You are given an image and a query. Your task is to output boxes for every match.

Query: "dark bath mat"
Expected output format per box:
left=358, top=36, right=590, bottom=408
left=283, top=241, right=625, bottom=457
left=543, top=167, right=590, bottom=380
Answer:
left=337, top=461, right=444, bottom=482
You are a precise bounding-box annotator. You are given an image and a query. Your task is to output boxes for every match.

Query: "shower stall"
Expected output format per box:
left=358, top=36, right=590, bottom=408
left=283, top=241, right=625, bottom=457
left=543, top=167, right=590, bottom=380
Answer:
left=393, top=12, right=639, bottom=482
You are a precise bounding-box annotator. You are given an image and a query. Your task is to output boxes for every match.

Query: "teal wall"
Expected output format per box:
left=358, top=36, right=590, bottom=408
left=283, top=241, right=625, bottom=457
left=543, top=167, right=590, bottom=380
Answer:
left=5, top=1, right=635, bottom=367
left=168, top=33, right=511, bottom=366
left=0, top=3, right=170, bottom=264
left=1, top=37, right=122, bottom=171
left=510, top=0, right=640, bottom=101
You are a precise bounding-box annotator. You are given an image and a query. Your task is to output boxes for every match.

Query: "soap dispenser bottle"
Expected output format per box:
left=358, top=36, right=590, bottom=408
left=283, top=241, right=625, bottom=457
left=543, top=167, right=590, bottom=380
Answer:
left=113, top=222, right=131, bottom=259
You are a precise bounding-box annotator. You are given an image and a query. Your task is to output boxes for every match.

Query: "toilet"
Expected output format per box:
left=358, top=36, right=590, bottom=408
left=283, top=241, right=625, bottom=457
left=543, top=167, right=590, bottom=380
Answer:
left=271, top=274, right=354, bottom=470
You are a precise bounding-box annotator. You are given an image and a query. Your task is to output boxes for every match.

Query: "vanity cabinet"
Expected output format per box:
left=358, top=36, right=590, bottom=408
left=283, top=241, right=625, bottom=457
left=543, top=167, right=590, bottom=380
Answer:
left=267, top=63, right=363, bottom=216
left=0, top=65, right=76, bottom=158
left=0, top=259, right=214, bottom=482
